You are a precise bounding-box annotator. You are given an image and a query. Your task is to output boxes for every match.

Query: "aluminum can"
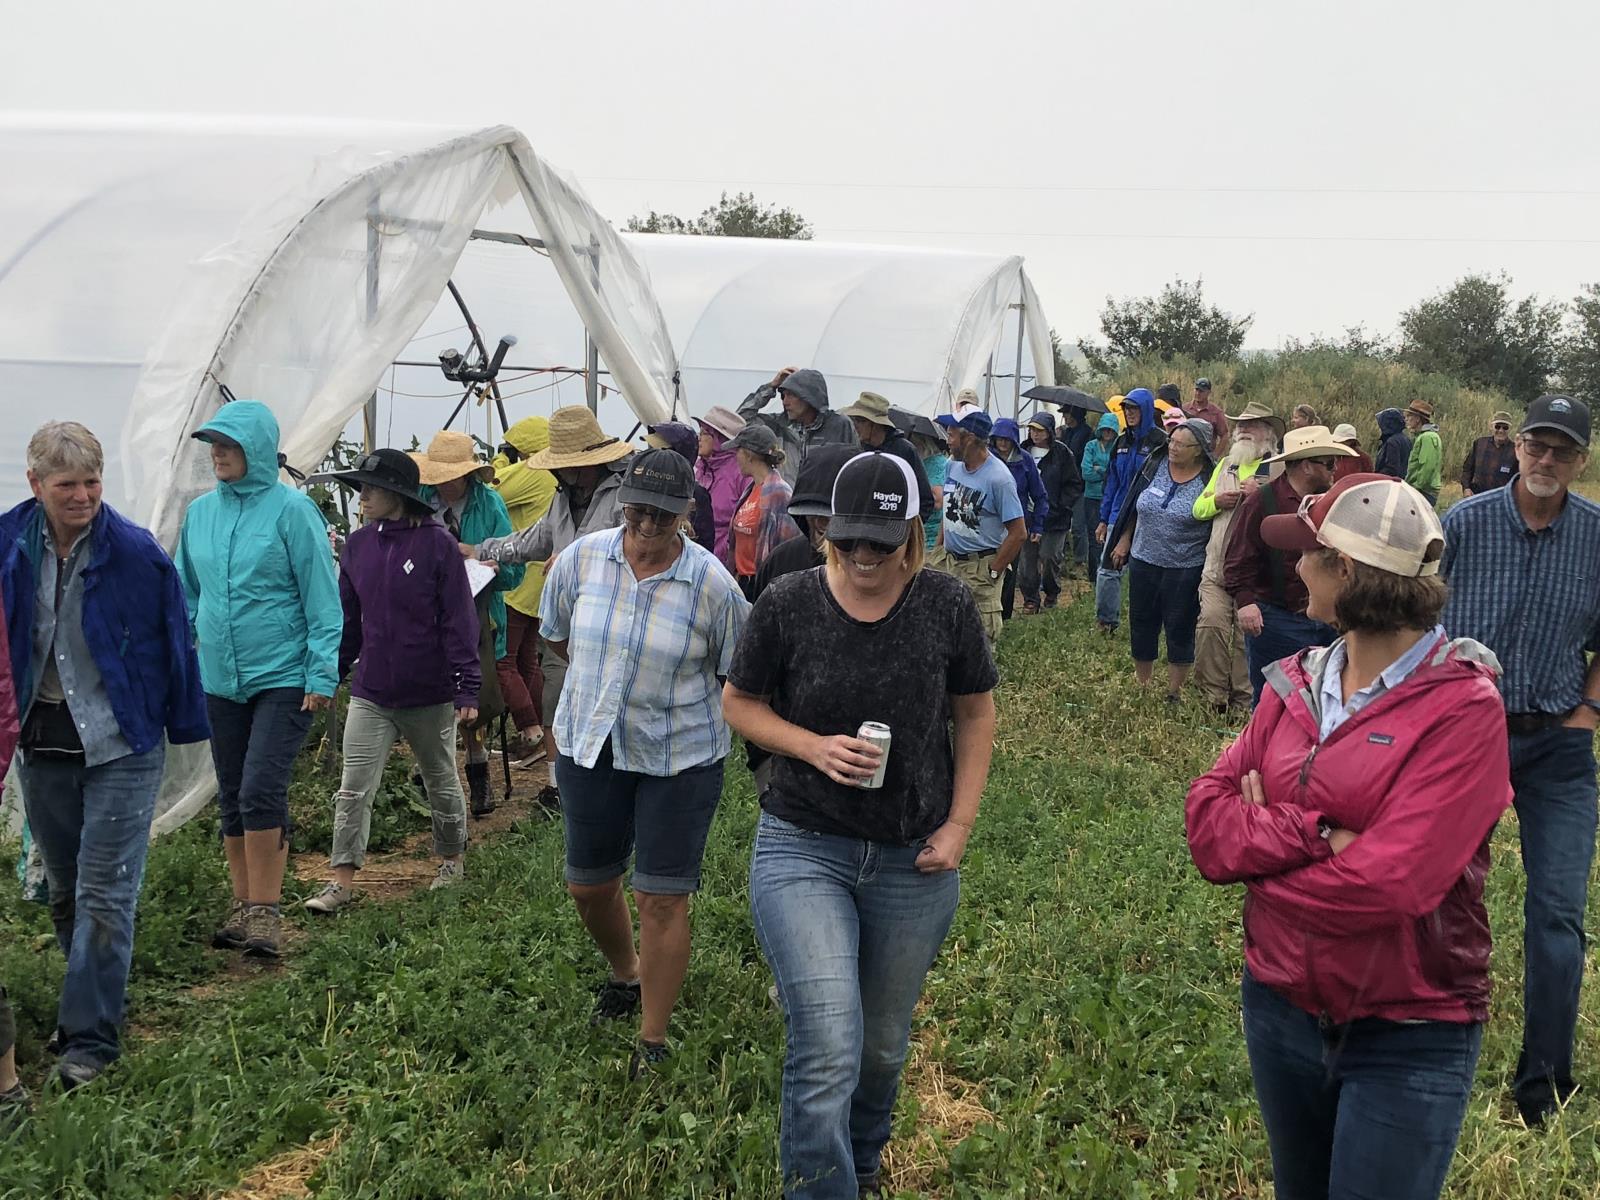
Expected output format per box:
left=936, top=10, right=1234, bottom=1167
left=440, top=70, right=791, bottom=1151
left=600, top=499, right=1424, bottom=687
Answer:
left=856, top=722, right=892, bottom=790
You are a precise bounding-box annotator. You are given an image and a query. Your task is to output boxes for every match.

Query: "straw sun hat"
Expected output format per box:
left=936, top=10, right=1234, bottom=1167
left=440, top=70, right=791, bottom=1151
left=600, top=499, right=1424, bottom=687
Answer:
left=521, top=406, right=634, bottom=471
left=409, top=431, right=495, bottom=486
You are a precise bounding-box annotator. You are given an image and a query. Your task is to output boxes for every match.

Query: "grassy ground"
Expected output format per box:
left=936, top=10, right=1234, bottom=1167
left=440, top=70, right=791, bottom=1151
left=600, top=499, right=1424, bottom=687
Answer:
left=3, top=583, right=1599, bottom=1198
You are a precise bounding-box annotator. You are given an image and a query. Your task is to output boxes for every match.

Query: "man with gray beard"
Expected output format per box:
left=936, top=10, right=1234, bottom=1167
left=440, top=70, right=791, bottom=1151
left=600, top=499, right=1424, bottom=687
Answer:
left=1188, top=402, right=1284, bottom=712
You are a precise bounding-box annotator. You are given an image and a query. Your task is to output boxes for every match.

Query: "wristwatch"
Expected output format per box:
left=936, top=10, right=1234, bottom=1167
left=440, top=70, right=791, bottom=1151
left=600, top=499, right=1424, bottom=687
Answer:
left=988, top=568, right=1001, bottom=582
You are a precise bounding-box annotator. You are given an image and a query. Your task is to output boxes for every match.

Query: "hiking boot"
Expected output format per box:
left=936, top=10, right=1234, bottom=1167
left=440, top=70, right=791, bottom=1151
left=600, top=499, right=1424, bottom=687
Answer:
left=1041, top=595, right=1059, bottom=610
left=628, top=1039, right=670, bottom=1081
left=211, top=899, right=249, bottom=950
left=535, top=784, right=561, bottom=817
left=242, top=905, right=282, bottom=959
left=304, top=882, right=355, bottom=914
left=467, top=761, right=496, bottom=818
left=592, top=978, right=641, bottom=1024
left=51, top=1057, right=101, bottom=1092
left=430, top=860, right=466, bottom=891
left=857, top=1173, right=885, bottom=1199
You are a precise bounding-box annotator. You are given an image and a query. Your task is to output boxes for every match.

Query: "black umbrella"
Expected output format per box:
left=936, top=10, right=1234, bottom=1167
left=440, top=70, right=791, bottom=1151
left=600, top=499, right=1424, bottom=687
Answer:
left=1023, top=385, right=1106, bottom=414
left=888, top=406, right=947, bottom=445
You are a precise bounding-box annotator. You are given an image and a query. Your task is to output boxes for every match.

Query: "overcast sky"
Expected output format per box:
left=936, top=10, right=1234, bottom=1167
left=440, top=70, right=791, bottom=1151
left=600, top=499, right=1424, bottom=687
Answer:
left=8, top=0, right=1599, bottom=353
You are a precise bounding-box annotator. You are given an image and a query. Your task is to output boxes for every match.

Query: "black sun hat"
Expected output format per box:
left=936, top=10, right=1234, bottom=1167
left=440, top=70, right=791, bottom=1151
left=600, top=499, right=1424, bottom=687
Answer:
left=311, top=448, right=436, bottom=511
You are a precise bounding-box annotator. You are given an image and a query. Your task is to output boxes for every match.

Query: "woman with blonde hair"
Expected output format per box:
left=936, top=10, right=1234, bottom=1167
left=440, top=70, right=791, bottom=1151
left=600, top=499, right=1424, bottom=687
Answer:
left=725, top=452, right=998, bottom=1198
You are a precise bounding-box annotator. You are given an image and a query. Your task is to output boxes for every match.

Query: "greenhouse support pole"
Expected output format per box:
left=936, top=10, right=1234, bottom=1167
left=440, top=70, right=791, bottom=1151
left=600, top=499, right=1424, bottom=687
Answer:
left=584, top=237, right=600, bottom=414
left=363, top=194, right=381, bottom=454
left=982, top=355, right=994, bottom=409
left=1012, top=301, right=1026, bottom=421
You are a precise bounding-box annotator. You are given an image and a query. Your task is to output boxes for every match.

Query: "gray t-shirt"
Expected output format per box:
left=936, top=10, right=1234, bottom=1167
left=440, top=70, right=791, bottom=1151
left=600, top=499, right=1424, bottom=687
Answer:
left=727, top=566, right=997, bottom=844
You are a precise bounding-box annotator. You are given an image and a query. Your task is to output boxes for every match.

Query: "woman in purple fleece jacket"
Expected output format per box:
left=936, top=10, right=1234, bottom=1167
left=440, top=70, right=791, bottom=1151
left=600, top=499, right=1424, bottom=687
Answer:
left=303, top=449, right=482, bottom=912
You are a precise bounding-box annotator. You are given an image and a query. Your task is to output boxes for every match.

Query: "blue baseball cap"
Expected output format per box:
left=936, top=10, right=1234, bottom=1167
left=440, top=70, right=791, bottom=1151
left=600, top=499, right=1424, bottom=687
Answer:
left=958, top=411, right=993, bottom=439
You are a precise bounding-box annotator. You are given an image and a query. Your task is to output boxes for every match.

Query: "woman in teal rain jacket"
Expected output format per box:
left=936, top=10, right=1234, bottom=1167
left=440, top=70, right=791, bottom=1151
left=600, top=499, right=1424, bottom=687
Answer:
left=176, top=399, right=342, bottom=959
left=414, top=431, right=524, bottom=816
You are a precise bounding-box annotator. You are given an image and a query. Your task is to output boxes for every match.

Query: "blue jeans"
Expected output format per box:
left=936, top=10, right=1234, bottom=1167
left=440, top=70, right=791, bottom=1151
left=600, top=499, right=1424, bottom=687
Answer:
left=557, top=742, right=725, bottom=895
left=1127, top=558, right=1203, bottom=665
left=206, top=688, right=312, bottom=838
left=1510, top=725, right=1599, bottom=1121
left=1095, top=565, right=1124, bottom=627
left=1242, top=972, right=1481, bottom=1200
left=20, top=746, right=165, bottom=1068
left=750, top=812, right=960, bottom=1199
left=1245, top=602, right=1336, bottom=705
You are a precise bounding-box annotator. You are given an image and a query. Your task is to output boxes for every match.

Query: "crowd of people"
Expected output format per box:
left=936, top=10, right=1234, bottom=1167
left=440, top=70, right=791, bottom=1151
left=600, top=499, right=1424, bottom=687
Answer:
left=0, top=370, right=1596, bottom=1200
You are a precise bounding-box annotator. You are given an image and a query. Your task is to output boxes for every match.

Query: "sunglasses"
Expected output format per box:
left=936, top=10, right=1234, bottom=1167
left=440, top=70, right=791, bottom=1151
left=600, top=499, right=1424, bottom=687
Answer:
left=623, top=504, right=678, bottom=526
left=1305, top=457, right=1337, bottom=470
left=1519, top=436, right=1582, bottom=464
left=832, top=537, right=901, bottom=555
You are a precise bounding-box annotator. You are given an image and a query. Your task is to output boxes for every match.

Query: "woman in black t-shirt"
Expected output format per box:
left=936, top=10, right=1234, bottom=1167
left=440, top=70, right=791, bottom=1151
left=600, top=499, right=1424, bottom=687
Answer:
left=724, top=452, right=997, bottom=1200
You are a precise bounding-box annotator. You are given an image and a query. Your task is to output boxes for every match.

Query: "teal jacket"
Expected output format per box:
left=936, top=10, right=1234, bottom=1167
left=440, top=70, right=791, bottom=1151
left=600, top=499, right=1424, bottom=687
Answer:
left=175, top=401, right=343, bottom=703
left=420, top=478, right=523, bottom=660
left=1079, top=412, right=1119, bottom=501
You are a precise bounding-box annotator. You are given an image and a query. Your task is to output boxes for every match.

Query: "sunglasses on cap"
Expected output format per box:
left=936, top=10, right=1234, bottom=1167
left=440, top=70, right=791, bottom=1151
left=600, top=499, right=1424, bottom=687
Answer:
left=832, top=537, right=901, bottom=555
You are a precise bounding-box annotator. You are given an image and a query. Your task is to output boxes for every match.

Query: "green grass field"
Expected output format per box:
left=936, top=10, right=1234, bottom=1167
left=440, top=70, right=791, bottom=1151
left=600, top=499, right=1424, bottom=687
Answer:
left=3, top=584, right=1600, bottom=1199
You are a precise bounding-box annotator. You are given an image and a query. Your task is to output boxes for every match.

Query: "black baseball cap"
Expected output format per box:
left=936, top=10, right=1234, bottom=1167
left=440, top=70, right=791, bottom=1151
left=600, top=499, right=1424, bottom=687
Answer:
left=825, top=452, right=917, bottom=547
left=1521, top=394, right=1590, bottom=449
left=617, top=447, right=694, bottom=514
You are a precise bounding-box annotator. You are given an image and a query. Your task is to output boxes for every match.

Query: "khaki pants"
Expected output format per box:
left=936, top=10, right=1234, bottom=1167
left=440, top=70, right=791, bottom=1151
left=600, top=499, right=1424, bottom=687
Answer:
left=929, top=546, right=1003, bottom=643
left=1193, top=576, right=1251, bottom=710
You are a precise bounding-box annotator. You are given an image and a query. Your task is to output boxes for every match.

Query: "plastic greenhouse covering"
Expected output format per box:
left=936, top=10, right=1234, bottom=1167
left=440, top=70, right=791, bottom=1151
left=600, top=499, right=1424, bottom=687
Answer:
left=386, top=233, right=1055, bottom=435
left=0, top=115, right=679, bottom=834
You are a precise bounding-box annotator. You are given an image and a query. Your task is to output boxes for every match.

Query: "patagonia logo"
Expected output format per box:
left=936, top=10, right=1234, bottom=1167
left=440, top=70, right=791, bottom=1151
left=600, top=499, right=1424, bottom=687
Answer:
left=1368, top=733, right=1395, bottom=746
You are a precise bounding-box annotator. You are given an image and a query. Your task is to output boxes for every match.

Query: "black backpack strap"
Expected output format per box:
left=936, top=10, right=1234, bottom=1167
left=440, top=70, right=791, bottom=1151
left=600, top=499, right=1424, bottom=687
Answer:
left=1256, top=480, right=1289, bottom=608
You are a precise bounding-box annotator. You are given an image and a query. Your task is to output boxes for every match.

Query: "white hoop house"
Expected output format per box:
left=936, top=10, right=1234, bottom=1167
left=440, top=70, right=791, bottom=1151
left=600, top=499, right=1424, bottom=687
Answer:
left=0, top=115, right=680, bottom=833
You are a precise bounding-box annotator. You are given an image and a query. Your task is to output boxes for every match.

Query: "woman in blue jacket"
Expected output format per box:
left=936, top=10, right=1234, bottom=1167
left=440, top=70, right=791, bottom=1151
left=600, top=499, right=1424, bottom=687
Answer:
left=177, top=400, right=342, bottom=959
left=1093, top=387, right=1164, bottom=633
left=989, top=418, right=1048, bottom=621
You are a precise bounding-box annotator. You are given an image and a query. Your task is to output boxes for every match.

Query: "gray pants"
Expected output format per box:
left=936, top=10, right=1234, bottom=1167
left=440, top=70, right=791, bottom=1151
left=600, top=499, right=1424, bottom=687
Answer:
left=332, top=697, right=466, bottom=869
left=540, top=639, right=567, bottom=742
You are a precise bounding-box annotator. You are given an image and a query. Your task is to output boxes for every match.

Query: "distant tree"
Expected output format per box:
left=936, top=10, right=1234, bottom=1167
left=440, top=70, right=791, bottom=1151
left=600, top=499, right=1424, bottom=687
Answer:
left=1049, top=329, right=1080, bottom=386
left=1557, top=282, right=1600, bottom=406
left=1281, top=324, right=1394, bottom=360
left=625, top=191, right=813, bottom=240
left=1078, top=278, right=1252, bottom=374
left=1397, top=273, right=1563, bottom=404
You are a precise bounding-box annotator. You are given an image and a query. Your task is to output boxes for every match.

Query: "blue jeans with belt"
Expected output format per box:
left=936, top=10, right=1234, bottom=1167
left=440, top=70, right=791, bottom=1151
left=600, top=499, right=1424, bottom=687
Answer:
left=1509, top=723, right=1599, bottom=1122
left=1242, top=971, right=1481, bottom=1200
left=750, top=812, right=960, bottom=1199
left=1245, top=602, right=1336, bottom=705
left=20, top=745, right=165, bottom=1069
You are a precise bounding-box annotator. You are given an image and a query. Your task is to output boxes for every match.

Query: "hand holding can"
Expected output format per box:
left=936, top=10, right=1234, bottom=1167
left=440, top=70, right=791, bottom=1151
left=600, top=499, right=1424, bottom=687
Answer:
left=856, top=722, right=891, bottom=790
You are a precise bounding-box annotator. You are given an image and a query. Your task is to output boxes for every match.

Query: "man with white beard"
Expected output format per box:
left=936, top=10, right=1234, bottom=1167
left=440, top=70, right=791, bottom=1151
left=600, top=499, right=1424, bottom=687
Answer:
left=1189, top=401, right=1284, bottom=712
left=1442, top=394, right=1600, bottom=1129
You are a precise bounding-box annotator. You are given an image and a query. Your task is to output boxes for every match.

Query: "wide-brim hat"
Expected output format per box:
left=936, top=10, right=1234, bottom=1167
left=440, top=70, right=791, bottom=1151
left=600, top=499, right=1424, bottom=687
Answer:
left=523, top=406, right=633, bottom=470
left=410, top=430, right=494, bottom=486
left=1405, top=399, right=1434, bottom=420
left=1263, top=425, right=1359, bottom=464
left=310, top=448, right=435, bottom=510
left=696, top=405, right=745, bottom=442
left=1225, top=400, right=1286, bottom=442
left=840, top=391, right=897, bottom=428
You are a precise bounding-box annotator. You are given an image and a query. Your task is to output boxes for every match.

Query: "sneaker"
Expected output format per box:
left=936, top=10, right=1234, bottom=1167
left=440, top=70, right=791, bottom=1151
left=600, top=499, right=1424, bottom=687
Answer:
left=592, top=978, right=641, bottom=1024
left=430, top=860, right=466, bottom=891
left=242, top=905, right=282, bottom=959
left=304, top=882, right=355, bottom=914
left=52, top=1057, right=101, bottom=1092
left=628, top=1039, right=670, bottom=1081
left=0, top=1080, right=30, bottom=1122
left=535, top=784, right=561, bottom=816
left=211, top=899, right=249, bottom=950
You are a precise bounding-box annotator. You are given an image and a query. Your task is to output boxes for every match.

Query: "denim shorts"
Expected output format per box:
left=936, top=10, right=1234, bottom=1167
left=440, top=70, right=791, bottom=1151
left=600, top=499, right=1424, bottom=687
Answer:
left=556, top=741, right=725, bottom=895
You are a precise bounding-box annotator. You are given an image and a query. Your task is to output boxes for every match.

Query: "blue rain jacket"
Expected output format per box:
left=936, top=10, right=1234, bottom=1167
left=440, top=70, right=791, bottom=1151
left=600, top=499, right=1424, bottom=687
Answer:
left=1099, top=387, right=1164, bottom=526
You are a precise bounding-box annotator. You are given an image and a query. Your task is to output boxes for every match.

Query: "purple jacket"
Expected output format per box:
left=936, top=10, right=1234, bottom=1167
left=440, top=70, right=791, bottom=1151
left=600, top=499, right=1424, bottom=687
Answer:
left=695, top=444, right=745, bottom=565
left=338, top=517, right=481, bottom=709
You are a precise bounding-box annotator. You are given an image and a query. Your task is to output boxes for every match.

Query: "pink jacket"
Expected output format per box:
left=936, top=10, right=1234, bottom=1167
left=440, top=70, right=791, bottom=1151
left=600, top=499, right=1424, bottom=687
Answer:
left=1186, top=638, right=1511, bottom=1025
left=695, top=446, right=745, bottom=565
